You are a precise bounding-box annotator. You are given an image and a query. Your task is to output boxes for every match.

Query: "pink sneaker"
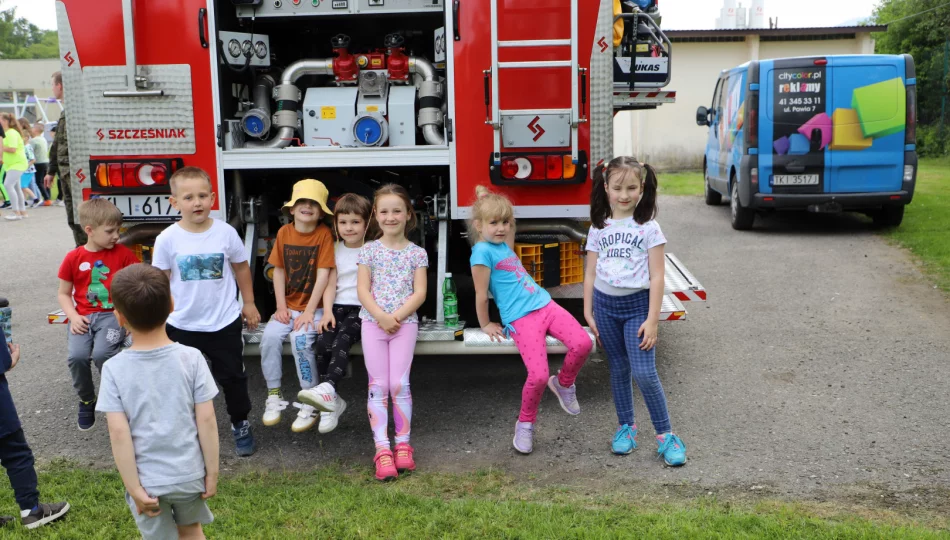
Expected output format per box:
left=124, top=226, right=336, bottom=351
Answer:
left=394, top=443, right=416, bottom=472
left=374, top=449, right=398, bottom=481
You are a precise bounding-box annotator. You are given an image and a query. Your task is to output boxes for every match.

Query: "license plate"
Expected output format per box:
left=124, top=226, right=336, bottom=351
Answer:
left=103, top=195, right=180, bottom=221
left=773, top=174, right=819, bottom=186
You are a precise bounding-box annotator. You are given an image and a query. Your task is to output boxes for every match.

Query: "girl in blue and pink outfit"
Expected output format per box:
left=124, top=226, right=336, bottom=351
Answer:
left=583, top=156, right=687, bottom=466
left=357, top=184, right=428, bottom=481
left=469, top=186, right=593, bottom=455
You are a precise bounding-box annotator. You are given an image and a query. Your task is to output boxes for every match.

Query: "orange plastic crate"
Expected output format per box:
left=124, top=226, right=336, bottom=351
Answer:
left=514, top=242, right=585, bottom=287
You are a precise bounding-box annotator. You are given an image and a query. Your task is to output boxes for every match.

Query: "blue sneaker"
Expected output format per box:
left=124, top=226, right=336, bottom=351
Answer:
left=232, top=420, right=256, bottom=457
left=656, top=433, right=687, bottom=466
left=612, top=424, right=638, bottom=455
left=77, top=400, right=96, bottom=431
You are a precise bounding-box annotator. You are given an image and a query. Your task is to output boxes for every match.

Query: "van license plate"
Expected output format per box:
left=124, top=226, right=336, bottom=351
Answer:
left=102, top=195, right=181, bottom=221
left=773, top=174, right=818, bottom=186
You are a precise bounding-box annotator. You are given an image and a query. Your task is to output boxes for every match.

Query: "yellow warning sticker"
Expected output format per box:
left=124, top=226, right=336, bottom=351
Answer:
left=366, top=105, right=379, bottom=112
left=321, top=107, right=336, bottom=120
left=636, top=43, right=649, bottom=52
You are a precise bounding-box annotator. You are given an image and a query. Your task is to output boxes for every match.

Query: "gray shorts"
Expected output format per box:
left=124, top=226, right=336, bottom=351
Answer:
left=126, top=479, right=213, bottom=540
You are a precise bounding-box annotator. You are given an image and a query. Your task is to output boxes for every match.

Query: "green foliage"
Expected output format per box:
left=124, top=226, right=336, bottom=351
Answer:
left=873, top=0, right=950, bottom=142
left=916, top=124, right=950, bottom=157
left=0, top=5, right=59, bottom=60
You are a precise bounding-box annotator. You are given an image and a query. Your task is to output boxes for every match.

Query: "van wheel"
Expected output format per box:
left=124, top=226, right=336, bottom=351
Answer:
left=730, top=178, right=755, bottom=230
left=873, top=205, right=904, bottom=228
left=704, top=165, right=722, bottom=206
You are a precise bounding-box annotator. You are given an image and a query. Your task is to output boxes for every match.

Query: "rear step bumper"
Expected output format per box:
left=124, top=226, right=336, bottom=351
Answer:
left=751, top=191, right=912, bottom=211
left=49, top=252, right=705, bottom=357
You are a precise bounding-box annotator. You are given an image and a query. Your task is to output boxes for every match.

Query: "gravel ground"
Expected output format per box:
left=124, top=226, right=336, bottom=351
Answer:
left=2, top=198, right=949, bottom=507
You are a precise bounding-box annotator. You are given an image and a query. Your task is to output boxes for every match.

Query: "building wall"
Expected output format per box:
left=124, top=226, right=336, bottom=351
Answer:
left=614, top=33, right=875, bottom=170
left=0, top=59, right=62, bottom=99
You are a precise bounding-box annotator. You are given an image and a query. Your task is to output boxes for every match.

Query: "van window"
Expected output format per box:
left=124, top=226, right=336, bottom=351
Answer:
left=711, top=77, right=725, bottom=123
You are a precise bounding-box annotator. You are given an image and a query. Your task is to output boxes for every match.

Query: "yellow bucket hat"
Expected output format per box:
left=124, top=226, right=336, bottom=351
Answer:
left=283, top=179, right=333, bottom=216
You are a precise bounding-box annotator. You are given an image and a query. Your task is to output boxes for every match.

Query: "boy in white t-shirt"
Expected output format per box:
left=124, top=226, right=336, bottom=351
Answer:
left=151, top=167, right=261, bottom=457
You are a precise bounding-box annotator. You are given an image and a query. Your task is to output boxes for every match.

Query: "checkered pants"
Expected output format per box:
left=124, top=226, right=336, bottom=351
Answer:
left=593, top=289, right=671, bottom=434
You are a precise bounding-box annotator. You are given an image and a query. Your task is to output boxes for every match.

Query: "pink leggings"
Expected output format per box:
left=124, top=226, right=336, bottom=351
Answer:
left=362, top=322, right=418, bottom=449
left=510, top=301, right=592, bottom=423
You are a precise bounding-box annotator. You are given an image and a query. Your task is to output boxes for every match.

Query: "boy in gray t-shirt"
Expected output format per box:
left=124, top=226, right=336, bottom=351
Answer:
left=96, top=264, right=220, bottom=540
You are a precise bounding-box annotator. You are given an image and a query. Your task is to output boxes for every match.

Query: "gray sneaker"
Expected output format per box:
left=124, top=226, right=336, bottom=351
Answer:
left=513, top=421, right=534, bottom=454
left=21, top=502, right=70, bottom=529
left=547, top=374, right=580, bottom=415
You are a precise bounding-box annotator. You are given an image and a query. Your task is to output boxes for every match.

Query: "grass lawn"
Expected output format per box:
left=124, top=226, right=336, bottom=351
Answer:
left=1, top=463, right=947, bottom=539
left=884, top=158, right=950, bottom=292
left=656, top=160, right=950, bottom=292
left=658, top=170, right=704, bottom=196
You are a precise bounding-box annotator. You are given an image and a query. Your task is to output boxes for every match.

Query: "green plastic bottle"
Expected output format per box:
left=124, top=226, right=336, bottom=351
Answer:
left=442, top=273, right=458, bottom=327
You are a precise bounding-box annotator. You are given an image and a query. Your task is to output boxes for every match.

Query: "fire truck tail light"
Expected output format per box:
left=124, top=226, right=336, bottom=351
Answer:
left=91, top=159, right=182, bottom=191
left=491, top=151, right=588, bottom=185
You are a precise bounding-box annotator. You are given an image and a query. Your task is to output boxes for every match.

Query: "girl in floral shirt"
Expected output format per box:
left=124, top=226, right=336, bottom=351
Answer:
left=357, top=184, right=428, bottom=481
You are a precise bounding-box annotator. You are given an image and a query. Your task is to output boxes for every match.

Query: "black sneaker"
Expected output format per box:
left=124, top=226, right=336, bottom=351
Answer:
left=0, top=202, right=10, bottom=209
left=78, top=400, right=96, bottom=431
left=21, top=502, right=70, bottom=529
left=232, top=420, right=256, bottom=457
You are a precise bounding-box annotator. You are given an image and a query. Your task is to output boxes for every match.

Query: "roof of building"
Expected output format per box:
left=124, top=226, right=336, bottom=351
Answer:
left=665, top=25, right=887, bottom=39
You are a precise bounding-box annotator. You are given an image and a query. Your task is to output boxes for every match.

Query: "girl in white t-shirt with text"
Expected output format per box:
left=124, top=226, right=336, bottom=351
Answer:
left=583, top=156, right=687, bottom=467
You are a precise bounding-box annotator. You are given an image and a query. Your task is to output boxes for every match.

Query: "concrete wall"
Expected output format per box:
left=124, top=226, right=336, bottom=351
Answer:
left=614, top=32, right=876, bottom=171
left=0, top=59, right=61, bottom=99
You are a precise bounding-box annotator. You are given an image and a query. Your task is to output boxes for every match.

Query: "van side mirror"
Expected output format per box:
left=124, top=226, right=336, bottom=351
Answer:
left=696, top=106, right=709, bottom=126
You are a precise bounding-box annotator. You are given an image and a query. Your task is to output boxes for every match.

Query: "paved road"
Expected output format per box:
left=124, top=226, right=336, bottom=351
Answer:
left=2, top=199, right=949, bottom=506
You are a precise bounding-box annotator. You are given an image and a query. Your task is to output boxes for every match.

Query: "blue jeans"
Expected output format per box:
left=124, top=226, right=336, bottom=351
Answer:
left=0, top=429, right=39, bottom=511
left=593, top=289, right=672, bottom=434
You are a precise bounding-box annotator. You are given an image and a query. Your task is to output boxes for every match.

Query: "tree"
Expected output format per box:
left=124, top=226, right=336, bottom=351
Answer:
left=873, top=0, right=950, bottom=127
left=0, top=4, right=59, bottom=59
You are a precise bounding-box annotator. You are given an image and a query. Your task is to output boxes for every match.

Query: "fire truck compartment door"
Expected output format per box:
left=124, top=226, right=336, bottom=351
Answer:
left=84, top=64, right=196, bottom=156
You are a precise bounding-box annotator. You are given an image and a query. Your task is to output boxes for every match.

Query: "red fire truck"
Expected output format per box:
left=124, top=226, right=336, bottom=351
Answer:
left=49, top=0, right=699, bottom=355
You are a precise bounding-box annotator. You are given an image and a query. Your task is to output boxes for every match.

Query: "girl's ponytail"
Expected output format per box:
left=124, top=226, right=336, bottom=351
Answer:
left=589, top=162, right=612, bottom=229
left=633, top=162, right=659, bottom=225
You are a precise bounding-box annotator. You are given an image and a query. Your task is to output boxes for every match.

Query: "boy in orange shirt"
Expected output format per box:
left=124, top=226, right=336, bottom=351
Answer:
left=260, top=179, right=336, bottom=432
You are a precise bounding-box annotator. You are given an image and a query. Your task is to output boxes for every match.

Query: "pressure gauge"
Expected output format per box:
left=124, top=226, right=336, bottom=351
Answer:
left=255, top=41, right=268, bottom=59
left=228, top=39, right=242, bottom=58
left=242, top=40, right=253, bottom=58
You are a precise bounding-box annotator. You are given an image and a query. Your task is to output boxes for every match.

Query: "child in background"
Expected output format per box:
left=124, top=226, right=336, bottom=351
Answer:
left=300, top=193, right=372, bottom=434
left=259, top=179, right=336, bottom=433
left=17, top=118, right=45, bottom=207
left=356, top=184, right=427, bottom=481
left=98, top=264, right=219, bottom=539
left=57, top=198, right=140, bottom=431
left=0, top=340, right=70, bottom=530
left=469, top=186, right=593, bottom=455
left=152, top=167, right=261, bottom=457
left=29, top=124, right=50, bottom=206
left=583, top=156, right=687, bottom=466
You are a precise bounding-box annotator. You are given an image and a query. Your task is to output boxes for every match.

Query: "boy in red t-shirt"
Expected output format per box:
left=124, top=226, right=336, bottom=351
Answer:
left=57, top=198, right=139, bottom=431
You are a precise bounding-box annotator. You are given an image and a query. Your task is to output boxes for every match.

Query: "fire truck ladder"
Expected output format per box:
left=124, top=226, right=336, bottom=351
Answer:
left=486, top=0, right=581, bottom=165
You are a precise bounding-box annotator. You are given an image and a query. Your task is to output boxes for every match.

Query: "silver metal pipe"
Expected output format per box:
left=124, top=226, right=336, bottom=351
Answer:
left=516, top=219, right=589, bottom=244
left=422, top=124, right=445, bottom=145
left=245, top=126, right=295, bottom=149
left=282, top=58, right=334, bottom=85
left=246, top=60, right=333, bottom=148
left=410, top=57, right=445, bottom=145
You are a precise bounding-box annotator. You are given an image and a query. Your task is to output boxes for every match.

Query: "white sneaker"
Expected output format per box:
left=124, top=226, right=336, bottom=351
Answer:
left=318, top=396, right=347, bottom=434
left=298, top=382, right=338, bottom=413
left=291, top=402, right=318, bottom=433
left=3, top=215, right=21, bottom=221
left=55, top=200, right=65, bottom=207
left=262, top=394, right=288, bottom=427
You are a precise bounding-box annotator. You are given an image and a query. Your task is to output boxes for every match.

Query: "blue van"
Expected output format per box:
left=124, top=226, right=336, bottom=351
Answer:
left=696, top=54, right=917, bottom=230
